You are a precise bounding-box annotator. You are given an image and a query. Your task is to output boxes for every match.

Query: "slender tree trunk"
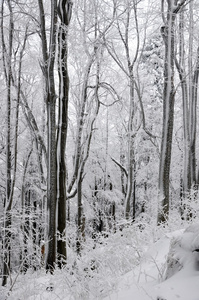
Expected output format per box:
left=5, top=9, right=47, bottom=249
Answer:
left=67, top=46, right=100, bottom=253
left=2, top=1, right=27, bottom=285
left=106, top=2, right=139, bottom=221
left=67, top=56, right=95, bottom=195
left=120, top=141, right=126, bottom=198
left=125, top=74, right=135, bottom=220
left=188, top=0, right=197, bottom=190
left=175, top=11, right=191, bottom=199
left=2, top=0, right=13, bottom=286
left=175, top=3, right=198, bottom=218
left=190, top=46, right=199, bottom=190
left=76, top=171, right=83, bottom=255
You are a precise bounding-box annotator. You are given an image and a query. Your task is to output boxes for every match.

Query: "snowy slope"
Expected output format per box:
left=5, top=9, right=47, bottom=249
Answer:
left=1, top=227, right=199, bottom=300
left=104, top=227, right=199, bottom=300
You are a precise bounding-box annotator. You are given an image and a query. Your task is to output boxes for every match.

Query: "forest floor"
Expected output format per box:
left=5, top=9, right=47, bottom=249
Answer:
left=1, top=221, right=199, bottom=300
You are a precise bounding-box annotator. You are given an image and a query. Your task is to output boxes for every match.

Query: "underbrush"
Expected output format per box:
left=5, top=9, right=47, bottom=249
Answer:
left=0, top=216, right=195, bottom=300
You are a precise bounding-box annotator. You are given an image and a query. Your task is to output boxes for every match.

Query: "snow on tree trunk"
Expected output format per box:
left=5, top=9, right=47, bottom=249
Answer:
left=2, top=0, right=15, bottom=286
left=175, top=3, right=198, bottom=219
left=2, top=0, right=13, bottom=284
left=45, top=0, right=57, bottom=273
left=125, top=74, right=135, bottom=220
left=56, top=0, right=72, bottom=266
left=158, top=0, right=187, bottom=224
left=189, top=45, right=199, bottom=190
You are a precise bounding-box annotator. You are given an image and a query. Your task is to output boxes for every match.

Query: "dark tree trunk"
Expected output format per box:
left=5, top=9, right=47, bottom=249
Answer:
left=2, top=0, right=13, bottom=286
left=46, top=98, right=57, bottom=273
left=45, top=0, right=57, bottom=273
left=76, top=172, right=83, bottom=255
left=57, top=24, right=69, bottom=266
left=158, top=0, right=181, bottom=224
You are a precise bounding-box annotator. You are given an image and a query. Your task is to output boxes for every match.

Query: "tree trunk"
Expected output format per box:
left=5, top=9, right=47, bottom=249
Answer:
left=2, top=0, right=13, bottom=286
left=157, top=0, right=184, bottom=223
left=45, top=0, right=57, bottom=273
left=56, top=22, right=69, bottom=267
left=175, top=3, right=198, bottom=218
left=76, top=171, right=83, bottom=255
left=120, top=142, right=126, bottom=198
left=125, top=74, right=135, bottom=220
left=56, top=0, right=72, bottom=263
left=38, top=0, right=73, bottom=270
left=190, top=46, right=199, bottom=190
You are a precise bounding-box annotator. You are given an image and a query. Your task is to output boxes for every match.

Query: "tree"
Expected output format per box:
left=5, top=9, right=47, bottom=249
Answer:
left=1, top=0, right=29, bottom=285
left=174, top=3, right=199, bottom=219
left=1, top=0, right=14, bottom=285
left=105, top=0, right=144, bottom=220
left=66, top=0, right=116, bottom=253
left=56, top=0, right=72, bottom=266
left=38, top=0, right=73, bottom=270
left=37, top=0, right=57, bottom=272
left=157, top=0, right=187, bottom=224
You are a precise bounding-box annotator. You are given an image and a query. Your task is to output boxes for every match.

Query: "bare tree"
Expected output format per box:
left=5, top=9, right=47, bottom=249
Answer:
left=174, top=2, right=199, bottom=219
left=1, top=0, right=29, bottom=286
left=56, top=0, right=73, bottom=266
left=105, top=0, right=142, bottom=220
left=38, top=0, right=73, bottom=270
left=157, top=0, right=187, bottom=224
left=38, top=0, right=57, bottom=272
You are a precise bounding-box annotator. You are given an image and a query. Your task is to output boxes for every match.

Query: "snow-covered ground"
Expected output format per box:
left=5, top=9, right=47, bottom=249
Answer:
left=105, top=226, right=199, bottom=300
left=1, top=225, right=199, bottom=300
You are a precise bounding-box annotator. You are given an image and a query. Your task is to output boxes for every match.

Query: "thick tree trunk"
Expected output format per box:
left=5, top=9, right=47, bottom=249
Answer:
left=158, top=0, right=178, bottom=224
left=56, top=0, right=72, bottom=264
left=56, top=23, right=69, bottom=267
left=46, top=99, right=57, bottom=272
left=45, top=0, right=57, bottom=273
left=38, top=0, right=72, bottom=270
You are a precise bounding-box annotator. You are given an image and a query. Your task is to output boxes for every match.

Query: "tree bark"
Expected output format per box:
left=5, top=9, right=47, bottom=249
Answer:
left=125, top=74, right=135, bottom=219
left=2, top=0, right=13, bottom=286
left=56, top=0, right=72, bottom=266
left=158, top=0, right=187, bottom=224
left=45, top=0, right=57, bottom=273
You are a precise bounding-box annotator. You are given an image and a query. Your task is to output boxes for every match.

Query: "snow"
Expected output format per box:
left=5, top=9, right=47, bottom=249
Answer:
left=105, top=226, right=199, bottom=300
left=1, top=225, right=199, bottom=300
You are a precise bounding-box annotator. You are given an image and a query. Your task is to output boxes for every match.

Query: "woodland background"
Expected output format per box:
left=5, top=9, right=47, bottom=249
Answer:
left=1, top=0, right=199, bottom=295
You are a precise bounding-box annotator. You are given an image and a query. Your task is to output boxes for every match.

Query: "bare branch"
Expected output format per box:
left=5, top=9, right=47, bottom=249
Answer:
left=111, top=157, right=128, bottom=177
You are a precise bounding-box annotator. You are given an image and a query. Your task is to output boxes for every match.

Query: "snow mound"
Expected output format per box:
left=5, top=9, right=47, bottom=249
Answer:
left=105, top=225, right=199, bottom=300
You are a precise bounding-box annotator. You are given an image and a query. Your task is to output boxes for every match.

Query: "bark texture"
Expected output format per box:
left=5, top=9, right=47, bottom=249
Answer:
left=158, top=0, right=187, bottom=224
left=56, top=0, right=72, bottom=266
left=38, top=0, right=58, bottom=272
